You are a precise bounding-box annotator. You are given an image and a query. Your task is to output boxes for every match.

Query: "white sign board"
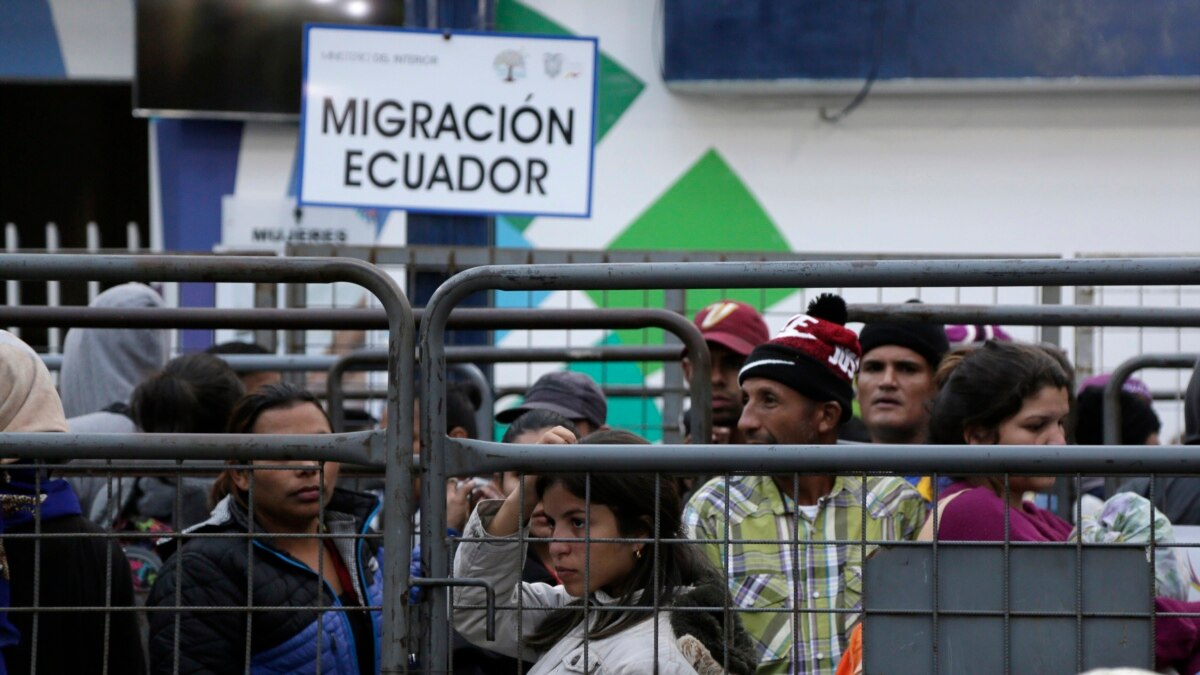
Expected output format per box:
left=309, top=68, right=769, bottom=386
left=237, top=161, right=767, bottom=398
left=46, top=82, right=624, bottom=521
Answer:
left=219, top=195, right=380, bottom=253
left=299, top=26, right=597, bottom=218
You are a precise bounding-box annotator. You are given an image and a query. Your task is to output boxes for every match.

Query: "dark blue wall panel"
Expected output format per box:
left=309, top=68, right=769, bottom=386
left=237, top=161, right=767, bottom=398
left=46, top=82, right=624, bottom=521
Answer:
left=663, top=0, right=1200, bottom=83
left=156, top=119, right=242, bottom=351
left=0, top=0, right=66, bottom=78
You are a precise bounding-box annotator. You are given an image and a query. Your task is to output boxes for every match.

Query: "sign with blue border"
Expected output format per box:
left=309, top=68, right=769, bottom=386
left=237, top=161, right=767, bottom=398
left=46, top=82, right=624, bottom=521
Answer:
left=299, top=25, right=598, bottom=219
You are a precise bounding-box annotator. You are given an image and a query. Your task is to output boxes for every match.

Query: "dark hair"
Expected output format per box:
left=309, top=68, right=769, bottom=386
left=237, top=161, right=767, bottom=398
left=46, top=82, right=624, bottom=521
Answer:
left=500, top=408, right=579, bottom=443
left=210, top=382, right=332, bottom=507
left=929, top=341, right=1073, bottom=445
left=204, top=341, right=271, bottom=356
left=578, top=428, right=648, bottom=446
left=524, top=430, right=708, bottom=650
left=1074, top=387, right=1161, bottom=446
left=446, top=382, right=480, bottom=439
left=225, top=382, right=330, bottom=434
left=131, top=353, right=245, bottom=434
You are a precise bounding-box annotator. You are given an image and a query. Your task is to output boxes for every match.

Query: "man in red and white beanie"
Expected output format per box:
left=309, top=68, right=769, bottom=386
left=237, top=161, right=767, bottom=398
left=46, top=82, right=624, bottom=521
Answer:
left=684, top=294, right=924, bottom=674
left=738, top=294, right=861, bottom=428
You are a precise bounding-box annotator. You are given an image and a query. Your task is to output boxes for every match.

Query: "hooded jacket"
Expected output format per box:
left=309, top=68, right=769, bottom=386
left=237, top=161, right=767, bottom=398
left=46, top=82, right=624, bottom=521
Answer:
left=454, top=501, right=756, bottom=675
left=1117, top=358, right=1200, bottom=523
left=147, top=488, right=383, bottom=675
left=62, top=284, right=173, bottom=524
left=60, top=282, right=168, bottom=420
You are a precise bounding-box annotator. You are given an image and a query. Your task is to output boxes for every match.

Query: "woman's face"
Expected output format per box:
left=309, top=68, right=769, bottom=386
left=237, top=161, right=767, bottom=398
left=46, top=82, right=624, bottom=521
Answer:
left=540, top=482, right=641, bottom=597
left=978, top=385, right=1070, bottom=494
left=232, top=402, right=339, bottom=533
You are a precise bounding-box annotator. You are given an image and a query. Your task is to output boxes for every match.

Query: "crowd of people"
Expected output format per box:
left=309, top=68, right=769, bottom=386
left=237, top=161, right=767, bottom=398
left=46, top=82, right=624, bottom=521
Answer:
left=0, top=280, right=1198, bottom=674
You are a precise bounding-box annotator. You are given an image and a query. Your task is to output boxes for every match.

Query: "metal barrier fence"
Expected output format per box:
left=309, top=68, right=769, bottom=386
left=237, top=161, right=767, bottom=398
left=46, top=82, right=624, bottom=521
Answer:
left=0, top=253, right=416, bottom=673
left=289, top=245, right=1074, bottom=446
left=11, top=243, right=1199, bottom=438
left=421, top=257, right=1200, bottom=674
left=1104, top=353, right=1200, bottom=445
left=325, top=345, right=683, bottom=436
left=323, top=307, right=710, bottom=443
left=5, top=254, right=1200, bottom=672
left=17, top=265, right=1196, bottom=445
left=1, top=303, right=709, bottom=443
left=3, top=221, right=145, bottom=349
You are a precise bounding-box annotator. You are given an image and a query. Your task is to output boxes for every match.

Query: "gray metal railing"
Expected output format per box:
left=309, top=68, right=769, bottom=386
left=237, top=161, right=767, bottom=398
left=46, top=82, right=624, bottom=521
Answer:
left=326, top=344, right=683, bottom=434
left=420, top=256, right=1200, bottom=672
left=8, top=254, right=1200, bottom=673
left=849, top=302, right=1200, bottom=327
left=1104, top=353, right=1200, bottom=446
left=324, top=306, right=705, bottom=441
left=0, top=253, right=416, bottom=673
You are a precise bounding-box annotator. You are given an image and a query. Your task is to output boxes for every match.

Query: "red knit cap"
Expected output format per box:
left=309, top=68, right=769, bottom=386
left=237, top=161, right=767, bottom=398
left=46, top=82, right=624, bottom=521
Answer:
left=738, top=294, right=861, bottom=422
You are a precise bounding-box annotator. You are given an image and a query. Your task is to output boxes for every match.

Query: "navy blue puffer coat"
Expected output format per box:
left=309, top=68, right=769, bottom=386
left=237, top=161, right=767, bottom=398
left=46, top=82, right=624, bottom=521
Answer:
left=147, top=488, right=383, bottom=674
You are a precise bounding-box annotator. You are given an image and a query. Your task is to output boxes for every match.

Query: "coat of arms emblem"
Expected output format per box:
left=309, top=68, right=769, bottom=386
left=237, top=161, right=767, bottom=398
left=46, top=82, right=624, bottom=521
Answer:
left=544, top=52, right=563, bottom=78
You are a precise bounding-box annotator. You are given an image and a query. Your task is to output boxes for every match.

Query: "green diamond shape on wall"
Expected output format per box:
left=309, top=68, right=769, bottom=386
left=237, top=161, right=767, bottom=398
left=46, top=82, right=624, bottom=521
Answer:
left=587, top=148, right=795, bottom=354
left=496, top=0, right=645, bottom=233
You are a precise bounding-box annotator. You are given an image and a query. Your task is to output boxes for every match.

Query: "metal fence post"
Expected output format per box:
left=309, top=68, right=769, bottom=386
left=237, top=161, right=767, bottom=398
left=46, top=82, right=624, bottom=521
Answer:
left=662, top=288, right=687, bottom=444
left=1075, top=285, right=1097, bottom=381
left=254, top=282, right=278, bottom=351
left=4, top=223, right=19, bottom=338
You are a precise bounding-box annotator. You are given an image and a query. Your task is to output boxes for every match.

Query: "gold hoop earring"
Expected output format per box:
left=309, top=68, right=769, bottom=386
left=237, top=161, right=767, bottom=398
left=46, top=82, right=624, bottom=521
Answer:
left=635, top=547, right=643, bottom=560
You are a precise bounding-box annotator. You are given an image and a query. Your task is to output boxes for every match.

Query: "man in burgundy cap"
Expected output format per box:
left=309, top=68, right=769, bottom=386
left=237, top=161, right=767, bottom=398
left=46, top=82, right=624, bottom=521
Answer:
left=683, top=300, right=770, bottom=444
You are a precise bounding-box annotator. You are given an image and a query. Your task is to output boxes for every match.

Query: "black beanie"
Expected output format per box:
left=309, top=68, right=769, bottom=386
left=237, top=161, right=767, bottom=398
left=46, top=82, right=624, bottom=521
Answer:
left=858, top=300, right=950, bottom=370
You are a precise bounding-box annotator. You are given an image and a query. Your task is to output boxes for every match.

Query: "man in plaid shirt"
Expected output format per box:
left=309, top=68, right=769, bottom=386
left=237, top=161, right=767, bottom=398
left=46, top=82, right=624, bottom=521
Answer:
left=683, top=295, right=925, bottom=674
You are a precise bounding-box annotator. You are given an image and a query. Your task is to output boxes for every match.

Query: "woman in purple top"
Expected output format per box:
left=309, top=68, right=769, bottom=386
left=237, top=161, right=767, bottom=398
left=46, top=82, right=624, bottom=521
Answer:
left=928, top=340, right=1200, bottom=673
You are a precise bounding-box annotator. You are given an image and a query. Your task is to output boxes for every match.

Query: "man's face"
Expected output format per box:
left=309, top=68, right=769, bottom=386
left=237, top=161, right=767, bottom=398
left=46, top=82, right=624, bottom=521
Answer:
left=738, top=378, right=826, bottom=445
left=857, top=345, right=936, bottom=443
left=683, top=343, right=747, bottom=428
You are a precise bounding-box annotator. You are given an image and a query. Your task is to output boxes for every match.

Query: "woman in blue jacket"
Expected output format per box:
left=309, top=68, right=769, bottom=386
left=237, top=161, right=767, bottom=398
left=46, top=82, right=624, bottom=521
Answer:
left=148, top=383, right=382, bottom=674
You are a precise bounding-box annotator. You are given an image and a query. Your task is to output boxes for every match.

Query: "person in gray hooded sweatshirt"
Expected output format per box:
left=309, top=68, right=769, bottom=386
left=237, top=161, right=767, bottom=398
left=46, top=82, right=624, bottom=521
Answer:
left=1118, top=356, right=1200, bottom=523
left=63, top=283, right=170, bottom=527
left=61, top=282, right=169, bottom=434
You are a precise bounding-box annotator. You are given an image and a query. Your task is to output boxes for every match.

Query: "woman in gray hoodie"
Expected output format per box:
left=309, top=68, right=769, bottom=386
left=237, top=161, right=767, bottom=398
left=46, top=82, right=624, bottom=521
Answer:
left=60, top=282, right=169, bottom=432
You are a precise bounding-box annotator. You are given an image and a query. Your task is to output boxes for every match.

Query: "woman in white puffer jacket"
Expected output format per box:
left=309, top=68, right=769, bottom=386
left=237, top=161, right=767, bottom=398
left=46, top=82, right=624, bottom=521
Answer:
left=454, top=427, right=755, bottom=674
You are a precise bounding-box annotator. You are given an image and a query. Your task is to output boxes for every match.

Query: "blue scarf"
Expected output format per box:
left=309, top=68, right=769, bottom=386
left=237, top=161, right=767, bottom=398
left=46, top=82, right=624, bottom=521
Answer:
left=0, top=468, right=83, bottom=673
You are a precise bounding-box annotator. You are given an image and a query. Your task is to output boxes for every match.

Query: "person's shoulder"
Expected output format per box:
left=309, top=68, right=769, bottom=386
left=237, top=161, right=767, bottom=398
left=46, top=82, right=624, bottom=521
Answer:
left=599, top=616, right=702, bottom=674
left=688, top=474, right=768, bottom=502
left=684, top=475, right=772, bottom=517
left=942, top=484, right=1000, bottom=506
left=148, top=537, right=245, bottom=607
left=939, top=485, right=1007, bottom=521
left=1114, top=476, right=1151, bottom=496
left=857, top=475, right=925, bottom=514
left=327, top=487, right=383, bottom=525
left=165, top=529, right=245, bottom=572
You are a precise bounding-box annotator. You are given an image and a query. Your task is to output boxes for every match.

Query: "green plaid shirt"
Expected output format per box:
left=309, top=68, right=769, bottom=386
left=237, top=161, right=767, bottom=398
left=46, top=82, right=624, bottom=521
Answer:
left=683, top=475, right=924, bottom=675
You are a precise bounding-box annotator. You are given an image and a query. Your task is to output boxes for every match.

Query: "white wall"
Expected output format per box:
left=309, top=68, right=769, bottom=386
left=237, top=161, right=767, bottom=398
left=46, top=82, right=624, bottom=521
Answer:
left=524, top=0, right=1200, bottom=257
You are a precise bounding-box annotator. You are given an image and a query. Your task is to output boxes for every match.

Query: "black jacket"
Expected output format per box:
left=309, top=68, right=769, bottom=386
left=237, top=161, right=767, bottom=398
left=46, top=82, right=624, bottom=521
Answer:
left=146, top=488, right=383, bottom=674
left=2, top=514, right=147, bottom=675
